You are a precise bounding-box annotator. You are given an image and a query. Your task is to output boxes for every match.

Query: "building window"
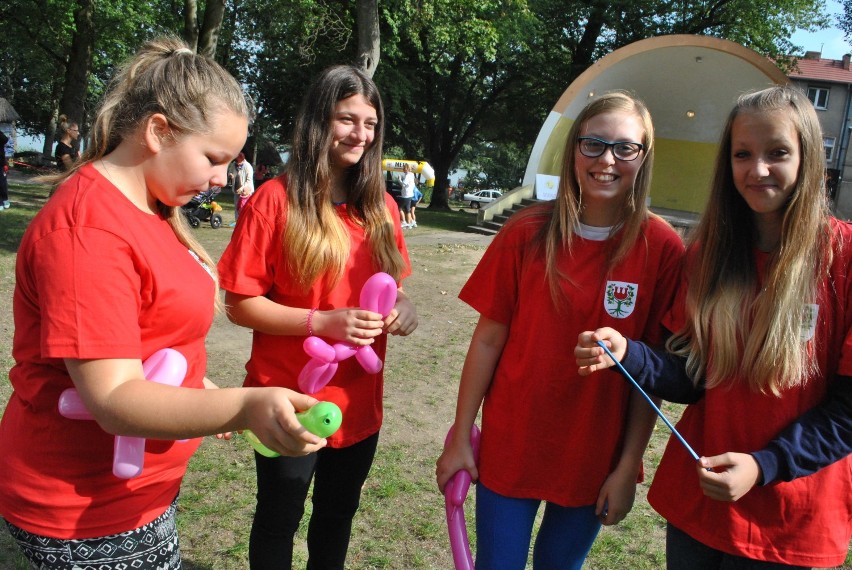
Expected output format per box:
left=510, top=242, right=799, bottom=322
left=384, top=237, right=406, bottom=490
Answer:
left=808, top=87, right=829, bottom=110
left=824, top=136, right=836, bottom=161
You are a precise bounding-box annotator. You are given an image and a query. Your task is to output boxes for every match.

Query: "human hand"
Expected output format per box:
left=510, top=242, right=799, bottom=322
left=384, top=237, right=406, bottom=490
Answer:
left=243, top=388, right=326, bottom=456
left=595, top=466, right=637, bottom=525
left=312, top=308, right=385, bottom=346
left=697, top=452, right=761, bottom=501
left=436, top=434, right=478, bottom=493
left=575, top=328, right=628, bottom=376
left=384, top=291, right=418, bottom=336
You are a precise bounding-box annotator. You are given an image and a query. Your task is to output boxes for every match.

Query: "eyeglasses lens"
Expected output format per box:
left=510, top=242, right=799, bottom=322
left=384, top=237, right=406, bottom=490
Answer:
left=579, top=138, right=642, bottom=161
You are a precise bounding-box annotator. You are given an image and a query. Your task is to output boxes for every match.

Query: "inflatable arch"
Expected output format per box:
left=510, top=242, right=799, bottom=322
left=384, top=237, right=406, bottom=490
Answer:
left=382, top=159, right=436, bottom=187
left=524, top=35, right=788, bottom=214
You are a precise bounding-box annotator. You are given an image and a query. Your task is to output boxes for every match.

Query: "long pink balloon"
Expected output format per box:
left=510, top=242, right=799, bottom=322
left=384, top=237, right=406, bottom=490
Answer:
left=443, top=424, right=482, bottom=570
left=57, top=348, right=188, bottom=479
left=297, top=273, right=397, bottom=394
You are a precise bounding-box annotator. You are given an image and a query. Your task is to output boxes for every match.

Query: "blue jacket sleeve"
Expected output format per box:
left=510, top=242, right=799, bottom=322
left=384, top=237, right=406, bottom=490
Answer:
left=751, top=375, right=852, bottom=485
left=619, top=339, right=704, bottom=404
left=620, top=340, right=852, bottom=485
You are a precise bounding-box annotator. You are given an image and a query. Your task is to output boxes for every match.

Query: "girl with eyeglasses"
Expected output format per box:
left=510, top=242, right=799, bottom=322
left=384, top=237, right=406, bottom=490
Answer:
left=576, top=85, right=852, bottom=569
left=436, top=90, right=684, bottom=569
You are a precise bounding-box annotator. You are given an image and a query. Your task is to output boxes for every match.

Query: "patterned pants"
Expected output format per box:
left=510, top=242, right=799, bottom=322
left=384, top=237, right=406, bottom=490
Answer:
left=5, top=497, right=181, bottom=569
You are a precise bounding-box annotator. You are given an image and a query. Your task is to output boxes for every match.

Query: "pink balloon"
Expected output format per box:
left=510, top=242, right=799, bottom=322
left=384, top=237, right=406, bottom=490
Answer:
left=359, top=272, right=397, bottom=317
left=443, top=424, right=482, bottom=570
left=57, top=348, right=188, bottom=479
left=355, top=346, right=383, bottom=374
left=297, top=359, right=338, bottom=395
left=303, top=337, right=336, bottom=363
left=333, top=342, right=358, bottom=362
left=296, top=273, right=399, bottom=394
left=58, top=388, right=93, bottom=420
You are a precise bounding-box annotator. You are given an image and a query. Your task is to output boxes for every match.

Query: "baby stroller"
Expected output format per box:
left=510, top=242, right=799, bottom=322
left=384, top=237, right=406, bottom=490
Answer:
left=182, top=187, right=223, bottom=228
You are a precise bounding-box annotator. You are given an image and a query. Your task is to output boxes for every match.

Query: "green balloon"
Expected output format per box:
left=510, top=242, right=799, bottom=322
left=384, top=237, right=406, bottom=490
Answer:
left=244, top=429, right=279, bottom=458
left=296, top=402, right=343, bottom=439
left=244, top=402, right=343, bottom=457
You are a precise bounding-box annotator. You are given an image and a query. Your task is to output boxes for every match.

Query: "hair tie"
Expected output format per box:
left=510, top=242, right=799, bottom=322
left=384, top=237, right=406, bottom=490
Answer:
left=173, top=47, right=194, bottom=56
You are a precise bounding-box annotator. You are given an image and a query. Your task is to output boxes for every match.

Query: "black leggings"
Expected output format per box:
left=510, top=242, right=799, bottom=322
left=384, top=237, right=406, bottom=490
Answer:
left=249, top=432, right=379, bottom=570
left=666, top=524, right=811, bottom=570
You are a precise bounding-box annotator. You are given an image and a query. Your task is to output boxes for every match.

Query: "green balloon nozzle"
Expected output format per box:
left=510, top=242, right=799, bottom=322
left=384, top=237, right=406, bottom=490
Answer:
left=245, top=402, right=343, bottom=458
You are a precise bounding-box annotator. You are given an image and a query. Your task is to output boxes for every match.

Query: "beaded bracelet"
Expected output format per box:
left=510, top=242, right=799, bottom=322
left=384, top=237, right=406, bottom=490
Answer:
left=306, top=308, right=318, bottom=336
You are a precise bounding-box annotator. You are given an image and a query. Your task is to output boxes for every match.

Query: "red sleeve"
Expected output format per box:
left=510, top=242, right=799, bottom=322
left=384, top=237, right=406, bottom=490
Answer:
left=217, top=181, right=283, bottom=297
left=458, top=217, right=531, bottom=325
left=641, top=220, right=686, bottom=346
left=32, top=228, right=142, bottom=358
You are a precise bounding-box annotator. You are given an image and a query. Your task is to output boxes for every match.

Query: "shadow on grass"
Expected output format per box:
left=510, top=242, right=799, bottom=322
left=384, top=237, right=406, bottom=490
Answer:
left=415, top=206, right=478, bottom=233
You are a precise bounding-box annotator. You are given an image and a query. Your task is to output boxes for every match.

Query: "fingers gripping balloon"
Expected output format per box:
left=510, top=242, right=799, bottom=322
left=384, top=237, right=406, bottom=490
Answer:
left=297, top=272, right=397, bottom=394
left=244, top=401, right=343, bottom=458
left=443, top=424, right=481, bottom=570
left=57, top=348, right=188, bottom=479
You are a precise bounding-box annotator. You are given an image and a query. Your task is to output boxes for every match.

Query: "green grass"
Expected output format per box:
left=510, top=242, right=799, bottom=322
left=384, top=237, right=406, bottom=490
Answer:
left=415, top=205, right=478, bottom=232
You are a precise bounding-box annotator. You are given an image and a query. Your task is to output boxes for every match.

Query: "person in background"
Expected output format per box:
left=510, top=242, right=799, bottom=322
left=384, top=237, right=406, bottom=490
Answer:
left=0, top=130, right=9, bottom=209
left=436, top=91, right=684, bottom=569
left=231, top=151, right=254, bottom=226
left=54, top=115, right=80, bottom=171
left=410, top=185, right=423, bottom=228
left=218, top=64, right=418, bottom=570
left=0, top=36, right=324, bottom=570
left=576, top=85, right=852, bottom=569
left=399, top=162, right=416, bottom=229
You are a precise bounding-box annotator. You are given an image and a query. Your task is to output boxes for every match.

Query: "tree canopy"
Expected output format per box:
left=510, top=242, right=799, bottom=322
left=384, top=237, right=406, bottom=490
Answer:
left=1, top=0, right=830, bottom=205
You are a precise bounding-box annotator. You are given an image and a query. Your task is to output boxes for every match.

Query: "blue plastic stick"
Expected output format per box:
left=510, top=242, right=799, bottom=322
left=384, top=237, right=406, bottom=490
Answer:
left=596, top=340, right=701, bottom=461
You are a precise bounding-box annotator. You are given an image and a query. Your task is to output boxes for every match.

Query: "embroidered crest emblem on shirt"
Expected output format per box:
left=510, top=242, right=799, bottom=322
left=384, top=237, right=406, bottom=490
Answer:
left=604, top=281, right=637, bottom=318
left=800, top=303, right=819, bottom=341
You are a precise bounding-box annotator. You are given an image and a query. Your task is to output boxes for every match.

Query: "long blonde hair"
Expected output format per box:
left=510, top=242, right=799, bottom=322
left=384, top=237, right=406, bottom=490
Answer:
left=47, top=36, right=252, bottom=307
left=284, top=65, right=406, bottom=291
left=529, top=91, right=657, bottom=301
left=668, top=85, right=832, bottom=395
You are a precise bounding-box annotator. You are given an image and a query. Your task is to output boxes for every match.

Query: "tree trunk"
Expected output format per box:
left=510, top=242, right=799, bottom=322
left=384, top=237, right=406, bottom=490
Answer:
left=184, top=0, right=199, bottom=52
left=356, top=0, right=380, bottom=78
left=427, top=163, right=452, bottom=210
left=198, top=0, right=227, bottom=58
left=58, top=0, right=94, bottom=131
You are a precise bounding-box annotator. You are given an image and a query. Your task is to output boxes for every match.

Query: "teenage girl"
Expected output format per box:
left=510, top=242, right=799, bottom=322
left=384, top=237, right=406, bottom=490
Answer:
left=576, top=85, right=852, bottom=569
left=0, top=37, right=324, bottom=570
left=217, top=65, right=418, bottom=569
left=435, top=91, right=685, bottom=569
left=54, top=114, right=81, bottom=171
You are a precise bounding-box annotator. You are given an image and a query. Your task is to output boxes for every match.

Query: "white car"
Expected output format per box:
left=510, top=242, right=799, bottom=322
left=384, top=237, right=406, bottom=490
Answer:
left=462, top=189, right=502, bottom=209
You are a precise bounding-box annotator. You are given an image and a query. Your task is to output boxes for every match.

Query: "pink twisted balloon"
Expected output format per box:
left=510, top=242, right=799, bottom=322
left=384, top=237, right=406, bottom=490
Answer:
left=443, top=424, right=482, bottom=570
left=57, top=348, right=188, bottom=479
left=297, top=273, right=397, bottom=394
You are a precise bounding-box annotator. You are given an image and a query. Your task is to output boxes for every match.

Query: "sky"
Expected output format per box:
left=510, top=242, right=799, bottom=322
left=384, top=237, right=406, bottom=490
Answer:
left=791, top=0, right=851, bottom=58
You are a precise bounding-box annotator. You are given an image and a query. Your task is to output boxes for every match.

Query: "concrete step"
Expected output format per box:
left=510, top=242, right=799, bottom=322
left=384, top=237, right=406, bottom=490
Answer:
left=467, top=224, right=499, bottom=237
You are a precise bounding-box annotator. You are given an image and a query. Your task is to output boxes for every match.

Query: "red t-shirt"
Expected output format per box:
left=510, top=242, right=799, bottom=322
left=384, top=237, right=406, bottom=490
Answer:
left=0, top=164, right=215, bottom=538
left=459, top=208, right=684, bottom=506
left=649, top=219, right=852, bottom=567
left=216, top=176, right=410, bottom=447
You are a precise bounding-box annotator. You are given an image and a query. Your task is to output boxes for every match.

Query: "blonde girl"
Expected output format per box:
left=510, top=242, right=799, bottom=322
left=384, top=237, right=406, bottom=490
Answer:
left=0, top=36, right=324, bottom=570
left=436, top=91, right=684, bottom=569
left=577, top=85, right=852, bottom=568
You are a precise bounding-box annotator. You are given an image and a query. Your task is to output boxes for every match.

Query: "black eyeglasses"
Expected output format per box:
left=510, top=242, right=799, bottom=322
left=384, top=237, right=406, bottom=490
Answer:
left=578, top=137, right=644, bottom=161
